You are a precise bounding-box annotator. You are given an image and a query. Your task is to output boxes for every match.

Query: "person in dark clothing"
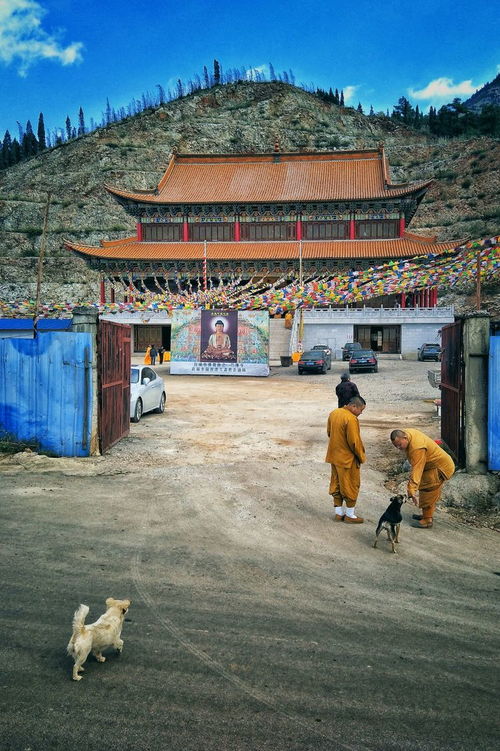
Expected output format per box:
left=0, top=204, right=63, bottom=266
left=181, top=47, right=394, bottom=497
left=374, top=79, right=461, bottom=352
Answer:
left=150, top=345, right=158, bottom=366
left=158, top=346, right=165, bottom=365
left=335, top=372, right=360, bottom=407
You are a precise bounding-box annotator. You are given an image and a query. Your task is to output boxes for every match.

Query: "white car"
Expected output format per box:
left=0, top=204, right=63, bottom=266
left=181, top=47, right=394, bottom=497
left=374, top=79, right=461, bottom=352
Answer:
left=130, top=366, right=166, bottom=422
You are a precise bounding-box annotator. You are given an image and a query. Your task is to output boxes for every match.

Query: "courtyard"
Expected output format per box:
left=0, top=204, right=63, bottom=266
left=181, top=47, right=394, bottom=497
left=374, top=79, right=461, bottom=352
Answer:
left=0, top=358, right=498, bottom=751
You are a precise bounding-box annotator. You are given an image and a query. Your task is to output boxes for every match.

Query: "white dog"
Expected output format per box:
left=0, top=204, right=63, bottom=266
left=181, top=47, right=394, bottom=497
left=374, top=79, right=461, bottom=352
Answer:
left=67, top=597, right=131, bottom=681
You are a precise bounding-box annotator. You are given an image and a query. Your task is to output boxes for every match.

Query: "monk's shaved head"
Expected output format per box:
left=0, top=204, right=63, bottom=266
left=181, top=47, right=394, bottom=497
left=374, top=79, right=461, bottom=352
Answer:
left=390, top=429, right=407, bottom=441
left=348, top=396, right=366, bottom=407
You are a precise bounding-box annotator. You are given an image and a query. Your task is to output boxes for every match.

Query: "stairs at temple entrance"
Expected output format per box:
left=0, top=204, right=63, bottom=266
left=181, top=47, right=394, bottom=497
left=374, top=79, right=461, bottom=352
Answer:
left=268, top=318, right=292, bottom=366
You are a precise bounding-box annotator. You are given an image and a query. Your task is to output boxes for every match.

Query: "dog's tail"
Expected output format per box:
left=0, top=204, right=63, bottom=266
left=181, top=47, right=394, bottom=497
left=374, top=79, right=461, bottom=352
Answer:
left=67, top=604, right=89, bottom=656
left=71, top=604, right=89, bottom=635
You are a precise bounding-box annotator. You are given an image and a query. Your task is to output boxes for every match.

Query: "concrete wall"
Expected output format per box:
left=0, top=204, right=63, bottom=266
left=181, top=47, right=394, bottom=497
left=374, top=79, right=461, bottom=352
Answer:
left=400, top=324, right=442, bottom=356
left=302, top=323, right=352, bottom=359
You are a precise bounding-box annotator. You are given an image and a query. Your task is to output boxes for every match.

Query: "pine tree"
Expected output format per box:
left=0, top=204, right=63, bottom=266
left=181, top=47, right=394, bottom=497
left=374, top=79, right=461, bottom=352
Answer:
left=269, top=62, right=276, bottom=80
left=340, top=90, right=344, bottom=106
left=176, top=79, right=184, bottom=98
left=203, top=65, right=210, bottom=88
left=65, top=116, right=72, bottom=141
left=156, top=84, right=166, bottom=105
left=357, top=102, right=364, bottom=114
left=22, top=120, right=38, bottom=156
left=37, top=113, right=46, bottom=150
left=369, top=105, right=374, bottom=116
left=105, top=98, right=112, bottom=125
left=334, top=88, right=339, bottom=104
left=214, top=59, right=221, bottom=85
left=11, top=138, right=22, bottom=164
left=78, top=107, right=85, bottom=136
left=2, top=130, right=12, bottom=167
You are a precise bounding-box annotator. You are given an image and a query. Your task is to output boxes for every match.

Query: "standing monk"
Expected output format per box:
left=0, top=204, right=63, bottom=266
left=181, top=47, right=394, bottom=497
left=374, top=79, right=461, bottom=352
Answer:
left=390, top=429, right=455, bottom=528
left=325, top=396, right=367, bottom=523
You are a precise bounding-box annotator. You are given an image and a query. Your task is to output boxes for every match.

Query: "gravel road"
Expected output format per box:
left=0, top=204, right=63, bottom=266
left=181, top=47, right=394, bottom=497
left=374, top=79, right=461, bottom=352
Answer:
left=1, top=358, right=498, bottom=751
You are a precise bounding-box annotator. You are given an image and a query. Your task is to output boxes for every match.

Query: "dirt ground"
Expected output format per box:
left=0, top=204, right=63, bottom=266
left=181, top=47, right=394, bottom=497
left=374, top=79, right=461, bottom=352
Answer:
left=1, top=359, right=499, bottom=751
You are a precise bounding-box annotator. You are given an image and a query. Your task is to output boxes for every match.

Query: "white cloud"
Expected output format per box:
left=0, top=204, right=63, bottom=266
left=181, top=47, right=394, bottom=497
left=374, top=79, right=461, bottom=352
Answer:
left=0, top=0, right=83, bottom=76
left=246, top=65, right=268, bottom=81
left=409, top=77, right=479, bottom=101
left=343, top=85, right=358, bottom=104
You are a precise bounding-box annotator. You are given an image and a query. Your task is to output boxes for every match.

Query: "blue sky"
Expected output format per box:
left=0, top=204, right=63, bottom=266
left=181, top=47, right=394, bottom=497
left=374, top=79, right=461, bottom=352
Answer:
left=0, top=0, right=498, bottom=140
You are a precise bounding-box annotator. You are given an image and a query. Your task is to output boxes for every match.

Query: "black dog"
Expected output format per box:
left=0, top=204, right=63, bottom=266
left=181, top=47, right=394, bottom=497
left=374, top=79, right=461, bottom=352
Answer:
left=373, top=495, right=406, bottom=554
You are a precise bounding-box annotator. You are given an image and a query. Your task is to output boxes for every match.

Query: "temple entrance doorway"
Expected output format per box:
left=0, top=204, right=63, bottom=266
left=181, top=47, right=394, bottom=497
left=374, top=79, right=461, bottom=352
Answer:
left=134, top=324, right=171, bottom=353
left=354, top=325, right=401, bottom=353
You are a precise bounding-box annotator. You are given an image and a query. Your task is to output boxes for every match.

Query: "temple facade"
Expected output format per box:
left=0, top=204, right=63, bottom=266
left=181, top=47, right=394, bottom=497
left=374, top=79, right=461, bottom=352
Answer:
left=64, top=145, right=457, bottom=356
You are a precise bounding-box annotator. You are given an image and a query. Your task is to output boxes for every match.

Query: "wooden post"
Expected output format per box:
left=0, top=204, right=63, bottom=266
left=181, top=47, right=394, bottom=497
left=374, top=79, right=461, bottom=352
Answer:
left=399, top=216, right=405, bottom=237
left=183, top=220, right=189, bottom=242
left=100, top=279, right=106, bottom=303
left=349, top=214, right=355, bottom=240
left=136, top=222, right=143, bottom=241
left=34, top=191, right=51, bottom=332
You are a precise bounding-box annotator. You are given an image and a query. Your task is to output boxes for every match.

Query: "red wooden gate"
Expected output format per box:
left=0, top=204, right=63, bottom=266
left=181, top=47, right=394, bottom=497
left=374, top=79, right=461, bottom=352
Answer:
left=98, top=320, right=131, bottom=453
left=440, top=320, right=464, bottom=466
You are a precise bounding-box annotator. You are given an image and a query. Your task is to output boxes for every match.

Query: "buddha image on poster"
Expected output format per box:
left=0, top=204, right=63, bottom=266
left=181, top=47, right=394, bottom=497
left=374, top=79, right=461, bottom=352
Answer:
left=200, top=310, right=238, bottom=362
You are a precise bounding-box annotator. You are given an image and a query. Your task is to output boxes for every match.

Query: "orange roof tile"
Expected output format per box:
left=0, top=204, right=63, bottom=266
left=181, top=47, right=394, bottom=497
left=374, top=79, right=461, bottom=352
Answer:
left=105, top=150, right=432, bottom=204
left=65, top=235, right=456, bottom=262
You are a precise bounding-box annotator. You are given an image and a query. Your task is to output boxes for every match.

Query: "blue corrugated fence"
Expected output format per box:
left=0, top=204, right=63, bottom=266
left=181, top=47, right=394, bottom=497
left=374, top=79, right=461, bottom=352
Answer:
left=488, top=336, right=500, bottom=471
left=0, top=332, right=93, bottom=456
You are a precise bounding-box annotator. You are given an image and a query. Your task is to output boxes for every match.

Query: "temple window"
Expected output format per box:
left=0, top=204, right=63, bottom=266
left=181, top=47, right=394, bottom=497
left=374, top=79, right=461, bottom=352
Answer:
left=302, top=221, right=348, bottom=240
left=143, top=223, right=182, bottom=241
left=355, top=220, right=399, bottom=239
left=189, top=223, right=232, bottom=241
left=240, top=222, right=296, bottom=241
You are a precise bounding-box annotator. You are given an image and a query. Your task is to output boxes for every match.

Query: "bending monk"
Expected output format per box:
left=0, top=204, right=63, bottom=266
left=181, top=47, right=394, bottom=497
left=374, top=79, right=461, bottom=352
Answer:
left=390, top=429, right=455, bottom=528
left=325, top=396, right=366, bottom=523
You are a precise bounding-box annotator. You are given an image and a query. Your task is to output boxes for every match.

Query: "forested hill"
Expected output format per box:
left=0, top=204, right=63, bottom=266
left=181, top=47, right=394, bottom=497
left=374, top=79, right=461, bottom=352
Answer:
left=0, top=80, right=498, bottom=272
left=464, top=74, right=500, bottom=113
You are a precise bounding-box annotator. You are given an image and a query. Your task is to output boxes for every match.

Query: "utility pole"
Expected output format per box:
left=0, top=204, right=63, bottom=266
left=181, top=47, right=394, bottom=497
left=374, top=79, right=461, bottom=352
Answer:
left=34, top=192, right=51, bottom=333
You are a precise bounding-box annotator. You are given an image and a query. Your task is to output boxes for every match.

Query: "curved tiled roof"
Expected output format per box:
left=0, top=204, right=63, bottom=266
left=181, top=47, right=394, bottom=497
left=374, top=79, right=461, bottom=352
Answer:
left=65, top=235, right=456, bottom=261
left=105, top=150, right=433, bottom=205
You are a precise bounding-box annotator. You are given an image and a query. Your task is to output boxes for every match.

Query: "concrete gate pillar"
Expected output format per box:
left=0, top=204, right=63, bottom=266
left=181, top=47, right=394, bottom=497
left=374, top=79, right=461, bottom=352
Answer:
left=72, top=306, right=100, bottom=455
left=463, top=312, right=490, bottom=474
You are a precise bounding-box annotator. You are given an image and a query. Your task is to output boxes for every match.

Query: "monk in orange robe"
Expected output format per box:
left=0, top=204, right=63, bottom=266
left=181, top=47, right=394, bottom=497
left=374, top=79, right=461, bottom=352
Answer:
left=390, top=429, right=455, bottom=528
left=143, top=345, right=152, bottom=365
left=325, top=396, right=366, bottom=523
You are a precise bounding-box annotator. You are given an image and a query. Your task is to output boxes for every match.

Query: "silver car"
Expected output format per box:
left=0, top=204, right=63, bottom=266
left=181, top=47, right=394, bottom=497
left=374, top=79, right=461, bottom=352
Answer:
left=130, top=366, right=166, bottom=422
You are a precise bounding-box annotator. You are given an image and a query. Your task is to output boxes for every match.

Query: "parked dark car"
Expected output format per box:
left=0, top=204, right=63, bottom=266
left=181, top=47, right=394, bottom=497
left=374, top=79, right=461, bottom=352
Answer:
left=298, top=350, right=329, bottom=375
left=417, top=343, right=441, bottom=361
left=311, top=344, right=332, bottom=369
left=349, top=349, right=378, bottom=373
left=342, top=342, right=362, bottom=361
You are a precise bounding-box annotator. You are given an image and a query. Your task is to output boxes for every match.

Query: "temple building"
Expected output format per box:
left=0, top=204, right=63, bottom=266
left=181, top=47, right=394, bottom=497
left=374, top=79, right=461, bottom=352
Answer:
left=65, top=145, right=457, bottom=356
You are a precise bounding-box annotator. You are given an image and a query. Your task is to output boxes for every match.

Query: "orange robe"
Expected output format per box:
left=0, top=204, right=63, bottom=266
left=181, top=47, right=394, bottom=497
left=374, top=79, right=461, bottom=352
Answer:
left=325, top=407, right=366, bottom=505
left=144, top=346, right=151, bottom=365
left=404, top=428, right=455, bottom=518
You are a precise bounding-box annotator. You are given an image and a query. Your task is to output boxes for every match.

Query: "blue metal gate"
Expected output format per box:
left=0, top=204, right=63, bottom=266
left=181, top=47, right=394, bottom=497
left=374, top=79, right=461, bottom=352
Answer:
left=0, top=332, right=93, bottom=456
left=488, top=336, right=500, bottom=470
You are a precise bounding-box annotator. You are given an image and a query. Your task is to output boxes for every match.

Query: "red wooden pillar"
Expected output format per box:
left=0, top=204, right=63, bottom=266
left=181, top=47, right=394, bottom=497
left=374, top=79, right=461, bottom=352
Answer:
left=401, top=292, right=406, bottom=309
left=434, top=287, right=438, bottom=306
left=183, top=220, right=189, bottom=242
left=296, top=218, right=302, bottom=241
left=234, top=220, right=241, bottom=241
left=100, top=279, right=106, bottom=303
left=128, top=283, right=134, bottom=303
left=399, top=216, right=405, bottom=237
left=110, top=286, right=115, bottom=303
left=349, top=215, right=355, bottom=240
left=425, top=288, right=430, bottom=307
left=136, top=222, right=143, bottom=241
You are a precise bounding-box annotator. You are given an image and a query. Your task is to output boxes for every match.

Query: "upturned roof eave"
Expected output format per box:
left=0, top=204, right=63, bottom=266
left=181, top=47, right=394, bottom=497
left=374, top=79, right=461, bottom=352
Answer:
left=104, top=181, right=434, bottom=206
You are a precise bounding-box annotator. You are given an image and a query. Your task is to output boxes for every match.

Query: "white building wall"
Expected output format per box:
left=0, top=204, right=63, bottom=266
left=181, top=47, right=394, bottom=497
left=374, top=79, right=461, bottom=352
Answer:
left=303, top=324, right=353, bottom=359
left=400, top=323, right=442, bottom=355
